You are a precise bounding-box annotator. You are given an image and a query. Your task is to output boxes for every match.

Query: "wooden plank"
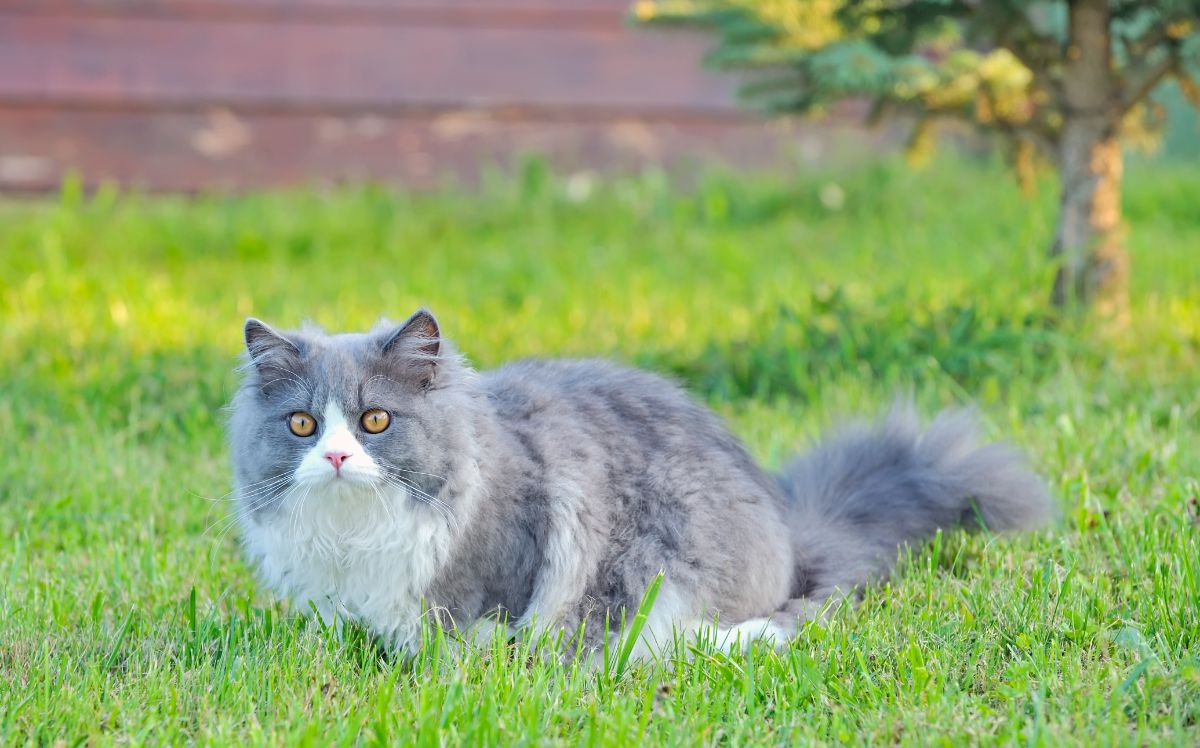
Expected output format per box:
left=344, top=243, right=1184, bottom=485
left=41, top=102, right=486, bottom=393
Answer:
left=0, top=0, right=628, bottom=10
left=0, top=15, right=741, bottom=113
left=0, top=106, right=880, bottom=192
left=0, top=0, right=633, bottom=27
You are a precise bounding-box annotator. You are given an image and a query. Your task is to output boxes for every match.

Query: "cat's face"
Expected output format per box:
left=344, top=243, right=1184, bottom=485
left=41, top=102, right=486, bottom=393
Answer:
left=229, top=310, right=459, bottom=524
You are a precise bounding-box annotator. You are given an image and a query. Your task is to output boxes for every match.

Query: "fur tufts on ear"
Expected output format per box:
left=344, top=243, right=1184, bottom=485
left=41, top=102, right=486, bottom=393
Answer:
left=380, top=309, right=442, bottom=386
left=383, top=309, right=440, bottom=357
left=244, top=318, right=302, bottom=380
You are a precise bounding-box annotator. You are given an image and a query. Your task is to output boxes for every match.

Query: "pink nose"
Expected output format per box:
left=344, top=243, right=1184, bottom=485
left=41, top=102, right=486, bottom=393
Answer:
left=324, top=451, right=351, bottom=472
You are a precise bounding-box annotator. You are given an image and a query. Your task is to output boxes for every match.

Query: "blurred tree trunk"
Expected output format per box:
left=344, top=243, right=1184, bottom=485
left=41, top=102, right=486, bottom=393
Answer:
left=1050, top=0, right=1128, bottom=319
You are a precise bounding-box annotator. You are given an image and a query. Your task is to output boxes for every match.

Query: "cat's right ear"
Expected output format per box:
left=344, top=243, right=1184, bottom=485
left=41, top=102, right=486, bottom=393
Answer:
left=244, top=318, right=301, bottom=378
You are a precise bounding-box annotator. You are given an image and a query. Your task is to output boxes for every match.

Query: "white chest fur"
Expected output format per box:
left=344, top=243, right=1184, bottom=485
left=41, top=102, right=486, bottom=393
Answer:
left=240, top=477, right=454, bottom=651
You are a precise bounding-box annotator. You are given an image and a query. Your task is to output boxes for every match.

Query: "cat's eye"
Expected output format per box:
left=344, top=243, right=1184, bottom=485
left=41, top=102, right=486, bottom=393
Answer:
left=288, top=412, right=317, bottom=437
left=361, top=409, right=390, bottom=434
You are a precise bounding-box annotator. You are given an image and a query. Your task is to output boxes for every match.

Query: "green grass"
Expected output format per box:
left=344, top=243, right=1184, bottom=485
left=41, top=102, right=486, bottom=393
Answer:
left=1, top=157, right=1198, bottom=746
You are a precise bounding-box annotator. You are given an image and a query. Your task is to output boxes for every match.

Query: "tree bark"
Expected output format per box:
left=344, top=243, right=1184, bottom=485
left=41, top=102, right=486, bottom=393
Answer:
left=1050, top=0, right=1128, bottom=318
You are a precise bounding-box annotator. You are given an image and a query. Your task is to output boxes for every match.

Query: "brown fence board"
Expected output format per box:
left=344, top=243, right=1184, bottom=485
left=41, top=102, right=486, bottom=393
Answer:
left=0, top=15, right=740, bottom=113
left=0, top=106, right=883, bottom=192
left=0, top=0, right=631, bottom=27
left=0, top=1, right=876, bottom=192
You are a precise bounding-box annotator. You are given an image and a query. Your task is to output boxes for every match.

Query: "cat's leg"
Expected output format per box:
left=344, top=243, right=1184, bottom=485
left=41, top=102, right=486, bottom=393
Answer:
left=618, top=615, right=791, bottom=660
left=781, top=590, right=849, bottom=620
left=617, top=582, right=823, bottom=661
left=299, top=594, right=349, bottom=640
left=694, top=591, right=850, bottom=654
left=617, top=581, right=701, bottom=659
left=551, top=584, right=793, bottom=664
left=628, top=613, right=789, bottom=660
left=514, top=478, right=605, bottom=636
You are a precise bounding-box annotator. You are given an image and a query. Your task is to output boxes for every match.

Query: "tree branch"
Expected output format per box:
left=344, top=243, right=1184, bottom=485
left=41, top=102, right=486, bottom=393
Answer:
left=1120, top=47, right=1179, bottom=114
left=892, top=97, right=1058, bottom=159
left=1121, top=23, right=1169, bottom=64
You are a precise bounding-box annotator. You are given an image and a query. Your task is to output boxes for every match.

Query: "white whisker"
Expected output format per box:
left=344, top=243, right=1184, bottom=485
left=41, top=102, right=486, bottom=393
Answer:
left=390, top=466, right=449, bottom=482
left=377, top=473, right=460, bottom=531
left=371, top=482, right=397, bottom=526
left=194, top=473, right=291, bottom=504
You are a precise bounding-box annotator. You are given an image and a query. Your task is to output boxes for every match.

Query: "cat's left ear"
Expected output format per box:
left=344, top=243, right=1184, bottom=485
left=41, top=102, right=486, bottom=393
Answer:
left=380, top=308, right=441, bottom=386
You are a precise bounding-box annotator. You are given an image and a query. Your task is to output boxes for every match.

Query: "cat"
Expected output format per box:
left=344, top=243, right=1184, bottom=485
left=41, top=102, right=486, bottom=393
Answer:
left=228, top=308, right=1053, bottom=657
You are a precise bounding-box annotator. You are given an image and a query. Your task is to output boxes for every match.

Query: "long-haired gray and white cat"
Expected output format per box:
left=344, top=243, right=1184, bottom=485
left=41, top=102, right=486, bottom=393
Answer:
left=229, top=309, right=1052, bottom=657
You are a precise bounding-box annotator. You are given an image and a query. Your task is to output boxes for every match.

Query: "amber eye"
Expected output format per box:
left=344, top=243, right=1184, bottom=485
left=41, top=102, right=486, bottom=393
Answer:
left=361, top=408, right=391, bottom=434
left=288, top=412, right=317, bottom=437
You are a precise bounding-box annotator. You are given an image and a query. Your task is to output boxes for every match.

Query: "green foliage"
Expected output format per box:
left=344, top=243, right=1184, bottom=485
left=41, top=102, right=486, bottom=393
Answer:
left=636, top=1, right=1200, bottom=161
left=1, top=158, right=1199, bottom=744
left=652, top=289, right=1077, bottom=402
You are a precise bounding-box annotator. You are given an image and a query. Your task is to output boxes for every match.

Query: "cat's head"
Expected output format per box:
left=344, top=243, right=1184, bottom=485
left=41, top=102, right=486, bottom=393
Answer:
left=228, top=309, right=478, bottom=528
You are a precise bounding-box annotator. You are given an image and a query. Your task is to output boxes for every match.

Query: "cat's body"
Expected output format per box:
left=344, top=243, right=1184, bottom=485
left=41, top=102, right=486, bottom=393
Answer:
left=230, top=310, right=1052, bottom=655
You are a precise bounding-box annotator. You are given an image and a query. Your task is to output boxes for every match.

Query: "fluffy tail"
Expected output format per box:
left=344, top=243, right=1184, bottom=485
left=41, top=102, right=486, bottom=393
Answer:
left=776, top=402, right=1053, bottom=606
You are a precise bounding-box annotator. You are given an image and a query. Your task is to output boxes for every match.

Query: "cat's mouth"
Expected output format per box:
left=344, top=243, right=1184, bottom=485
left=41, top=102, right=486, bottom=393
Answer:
left=295, top=460, right=380, bottom=489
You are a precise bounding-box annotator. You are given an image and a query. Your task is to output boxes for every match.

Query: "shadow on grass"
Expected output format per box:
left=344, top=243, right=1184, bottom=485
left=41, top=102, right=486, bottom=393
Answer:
left=635, top=287, right=1088, bottom=404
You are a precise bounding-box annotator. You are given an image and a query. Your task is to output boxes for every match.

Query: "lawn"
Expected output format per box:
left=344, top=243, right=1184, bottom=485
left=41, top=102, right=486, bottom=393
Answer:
left=1, top=158, right=1198, bottom=746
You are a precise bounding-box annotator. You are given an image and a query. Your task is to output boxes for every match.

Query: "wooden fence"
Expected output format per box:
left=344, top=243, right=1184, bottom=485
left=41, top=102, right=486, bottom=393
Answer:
left=0, top=0, right=880, bottom=192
